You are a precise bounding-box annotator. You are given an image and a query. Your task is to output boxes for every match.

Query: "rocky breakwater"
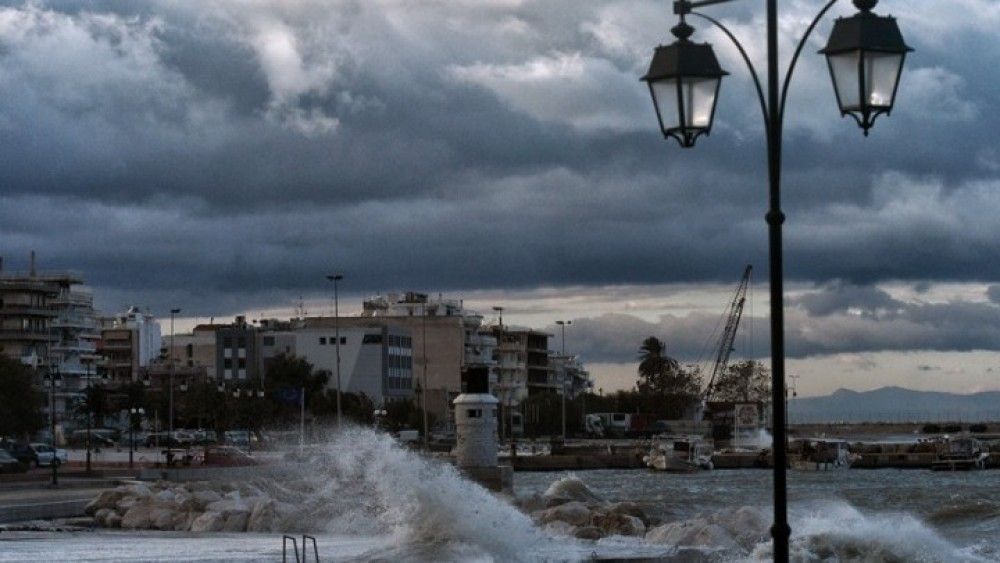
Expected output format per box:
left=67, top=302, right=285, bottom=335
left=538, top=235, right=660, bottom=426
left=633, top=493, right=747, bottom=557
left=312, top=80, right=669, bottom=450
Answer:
left=522, top=476, right=770, bottom=556
left=85, top=480, right=300, bottom=533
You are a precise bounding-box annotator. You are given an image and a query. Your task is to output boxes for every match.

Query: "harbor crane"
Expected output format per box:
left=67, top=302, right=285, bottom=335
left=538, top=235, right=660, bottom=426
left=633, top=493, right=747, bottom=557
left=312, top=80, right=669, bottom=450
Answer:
left=703, top=264, right=752, bottom=402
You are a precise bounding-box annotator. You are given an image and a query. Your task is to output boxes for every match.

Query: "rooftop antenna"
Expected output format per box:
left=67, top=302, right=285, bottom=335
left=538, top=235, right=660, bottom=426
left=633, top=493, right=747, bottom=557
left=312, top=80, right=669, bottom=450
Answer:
left=29, top=250, right=36, bottom=277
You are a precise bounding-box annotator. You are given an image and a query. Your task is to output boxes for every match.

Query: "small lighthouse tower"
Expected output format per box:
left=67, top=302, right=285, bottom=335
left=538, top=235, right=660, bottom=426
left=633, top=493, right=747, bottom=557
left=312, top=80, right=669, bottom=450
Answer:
left=453, top=366, right=511, bottom=491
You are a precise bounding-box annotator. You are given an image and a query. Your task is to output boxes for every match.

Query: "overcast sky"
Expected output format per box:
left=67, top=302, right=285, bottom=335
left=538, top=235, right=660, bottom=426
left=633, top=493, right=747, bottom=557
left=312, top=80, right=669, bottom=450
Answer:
left=0, top=1, right=997, bottom=395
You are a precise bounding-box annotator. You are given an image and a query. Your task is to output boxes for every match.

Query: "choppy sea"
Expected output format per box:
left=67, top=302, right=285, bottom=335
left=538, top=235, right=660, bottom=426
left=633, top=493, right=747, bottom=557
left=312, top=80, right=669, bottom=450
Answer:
left=2, top=429, right=998, bottom=561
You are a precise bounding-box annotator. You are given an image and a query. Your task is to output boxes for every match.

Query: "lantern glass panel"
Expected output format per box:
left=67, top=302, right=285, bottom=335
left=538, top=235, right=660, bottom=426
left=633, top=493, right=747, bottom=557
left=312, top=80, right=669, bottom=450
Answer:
left=650, top=78, right=680, bottom=130
left=681, top=77, right=719, bottom=128
left=864, top=52, right=902, bottom=108
left=828, top=51, right=860, bottom=109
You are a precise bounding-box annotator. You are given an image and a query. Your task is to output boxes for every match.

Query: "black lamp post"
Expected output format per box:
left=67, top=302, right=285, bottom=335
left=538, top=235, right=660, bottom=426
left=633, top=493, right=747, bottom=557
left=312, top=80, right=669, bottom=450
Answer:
left=642, top=1, right=910, bottom=560
left=326, top=274, right=344, bottom=428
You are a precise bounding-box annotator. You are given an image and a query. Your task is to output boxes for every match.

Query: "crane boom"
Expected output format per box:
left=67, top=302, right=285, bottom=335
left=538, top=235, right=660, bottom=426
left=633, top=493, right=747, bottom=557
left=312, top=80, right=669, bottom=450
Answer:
left=704, top=265, right=752, bottom=401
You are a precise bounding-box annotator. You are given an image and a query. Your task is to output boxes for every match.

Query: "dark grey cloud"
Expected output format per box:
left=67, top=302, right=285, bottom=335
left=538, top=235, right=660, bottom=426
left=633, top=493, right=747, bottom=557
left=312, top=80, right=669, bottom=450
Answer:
left=558, top=282, right=1000, bottom=364
left=0, top=0, right=995, bottom=323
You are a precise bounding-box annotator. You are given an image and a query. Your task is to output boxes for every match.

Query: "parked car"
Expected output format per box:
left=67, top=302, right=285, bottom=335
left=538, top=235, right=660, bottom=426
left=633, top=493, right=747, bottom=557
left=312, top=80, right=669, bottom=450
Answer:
left=29, top=443, right=68, bottom=467
left=0, top=449, right=27, bottom=473
left=68, top=429, right=117, bottom=448
left=2, top=442, right=39, bottom=468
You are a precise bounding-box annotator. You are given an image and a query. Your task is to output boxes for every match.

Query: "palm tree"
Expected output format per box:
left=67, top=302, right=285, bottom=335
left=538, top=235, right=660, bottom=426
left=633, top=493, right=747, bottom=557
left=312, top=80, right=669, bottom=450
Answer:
left=637, top=337, right=681, bottom=394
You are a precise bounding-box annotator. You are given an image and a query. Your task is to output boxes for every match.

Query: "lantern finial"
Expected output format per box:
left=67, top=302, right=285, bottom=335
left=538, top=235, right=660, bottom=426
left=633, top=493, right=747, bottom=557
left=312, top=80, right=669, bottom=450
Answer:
left=671, top=21, right=694, bottom=41
left=853, top=0, right=877, bottom=12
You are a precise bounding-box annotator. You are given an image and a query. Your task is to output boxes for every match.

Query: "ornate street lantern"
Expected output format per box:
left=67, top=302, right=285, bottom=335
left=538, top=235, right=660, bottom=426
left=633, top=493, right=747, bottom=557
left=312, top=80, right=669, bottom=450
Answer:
left=642, top=21, right=728, bottom=147
left=820, top=0, right=912, bottom=135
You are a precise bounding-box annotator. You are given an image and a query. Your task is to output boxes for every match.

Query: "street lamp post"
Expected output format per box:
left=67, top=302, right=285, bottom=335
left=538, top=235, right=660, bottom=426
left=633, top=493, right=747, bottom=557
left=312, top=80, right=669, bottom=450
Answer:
left=555, top=320, right=572, bottom=440
left=493, top=306, right=524, bottom=456
left=129, top=407, right=144, bottom=469
left=84, top=357, right=93, bottom=473
left=421, top=302, right=430, bottom=449
left=326, top=274, right=344, bottom=428
left=46, top=369, right=61, bottom=486
left=642, top=1, right=911, bottom=560
left=169, top=308, right=181, bottom=442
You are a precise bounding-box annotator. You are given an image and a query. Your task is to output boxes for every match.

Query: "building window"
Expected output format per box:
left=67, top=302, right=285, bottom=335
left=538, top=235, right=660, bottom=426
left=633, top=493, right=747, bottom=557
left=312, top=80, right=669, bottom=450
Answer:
left=467, top=409, right=482, bottom=418
left=224, top=358, right=232, bottom=369
left=362, top=334, right=383, bottom=344
left=237, top=337, right=246, bottom=348
left=223, top=336, right=232, bottom=347
left=186, top=344, right=193, bottom=358
left=238, top=357, right=246, bottom=369
left=319, top=337, right=326, bottom=345
left=340, top=336, right=346, bottom=345
left=262, top=336, right=275, bottom=346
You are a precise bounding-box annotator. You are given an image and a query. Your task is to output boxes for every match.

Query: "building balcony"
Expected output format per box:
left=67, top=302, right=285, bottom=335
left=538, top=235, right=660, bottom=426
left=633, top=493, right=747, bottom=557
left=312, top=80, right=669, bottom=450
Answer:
left=0, top=306, right=58, bottom=317
left=0, top=329, right=57, bottom=341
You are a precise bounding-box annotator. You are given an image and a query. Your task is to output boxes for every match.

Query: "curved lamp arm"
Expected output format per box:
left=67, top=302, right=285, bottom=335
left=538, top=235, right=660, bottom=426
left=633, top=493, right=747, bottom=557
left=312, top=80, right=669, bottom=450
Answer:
left=691, top=11, right=769, bottom=133
left=779, top=0, right=840, bottom=122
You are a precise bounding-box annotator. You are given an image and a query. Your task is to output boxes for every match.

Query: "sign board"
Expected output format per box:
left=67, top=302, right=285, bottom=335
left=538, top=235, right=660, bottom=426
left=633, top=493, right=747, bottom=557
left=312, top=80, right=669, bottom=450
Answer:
left=733, top=403, right=761, bottom=444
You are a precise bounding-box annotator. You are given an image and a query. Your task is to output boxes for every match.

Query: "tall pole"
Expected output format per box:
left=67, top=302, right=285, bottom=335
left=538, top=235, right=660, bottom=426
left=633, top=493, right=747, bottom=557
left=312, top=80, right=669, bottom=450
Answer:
left=49, top=369, right=58, bottom=486
left=421, top=302, right=429, bottom=449
left=169, top=308, right=180, bottom=441
left=299, top=386, right=306, bottom=450
left=765, top=1, right=790, bottom=559
left=556, top=320, right=571, bottom=440
left=493, top=306, right=506, bottom=442
left=85, top=359, right=92, bottom=473
left=327, top=274, right=344, bottom=428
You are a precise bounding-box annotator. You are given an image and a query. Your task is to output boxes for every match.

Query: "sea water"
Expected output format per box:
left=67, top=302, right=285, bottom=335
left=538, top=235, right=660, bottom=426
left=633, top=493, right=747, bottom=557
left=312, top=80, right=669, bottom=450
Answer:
left=1, top=428, right=997, bottom=562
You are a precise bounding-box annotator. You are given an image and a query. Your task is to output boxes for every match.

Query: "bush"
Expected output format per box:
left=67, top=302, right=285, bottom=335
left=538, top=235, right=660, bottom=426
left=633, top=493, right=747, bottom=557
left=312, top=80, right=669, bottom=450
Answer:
left=943, top=424, right=962, bottom=433
left=969, top=424, right=988, bottom=433
left=921, top=424, right=941, bottom=434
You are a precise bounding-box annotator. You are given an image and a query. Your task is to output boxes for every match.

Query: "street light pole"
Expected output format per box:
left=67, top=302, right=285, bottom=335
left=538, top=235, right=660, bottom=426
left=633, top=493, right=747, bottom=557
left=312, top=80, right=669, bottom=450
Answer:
left=421, top=302, right=430, bottom=449
left=169, top=308, right=180, bottom=441
left=48, top=368, right=60, bottom=486
left=492, top=306, right=506, bottom=442
left=85, top=357, right=92, bottom=473
left=326, top=274, right=344, bottom=428
left=555, top=320, right=572, bottom=440
left=642, top=2, right=912, bottom=559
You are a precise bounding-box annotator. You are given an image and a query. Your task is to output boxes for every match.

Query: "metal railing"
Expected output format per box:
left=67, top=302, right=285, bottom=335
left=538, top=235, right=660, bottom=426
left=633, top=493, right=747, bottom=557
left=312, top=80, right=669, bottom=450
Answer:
left=282, top=534, right=320, bottom=562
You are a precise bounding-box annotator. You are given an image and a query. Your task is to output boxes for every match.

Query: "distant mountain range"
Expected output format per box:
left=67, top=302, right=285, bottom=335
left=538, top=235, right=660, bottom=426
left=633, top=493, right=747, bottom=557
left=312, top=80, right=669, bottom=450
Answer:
left=788, top=386, right=1000, bottom=423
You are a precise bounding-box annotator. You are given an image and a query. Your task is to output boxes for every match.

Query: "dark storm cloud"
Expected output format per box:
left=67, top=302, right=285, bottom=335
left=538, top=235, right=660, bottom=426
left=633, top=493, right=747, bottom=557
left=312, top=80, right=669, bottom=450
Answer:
left=557, top=282, right=1000, bottom=364
left=0, top=0, right=996, bottom=324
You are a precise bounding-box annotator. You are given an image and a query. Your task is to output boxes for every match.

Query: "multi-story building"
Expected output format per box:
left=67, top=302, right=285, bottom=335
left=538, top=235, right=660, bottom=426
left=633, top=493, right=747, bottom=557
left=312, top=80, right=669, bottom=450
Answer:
left=549, top=354, right=593, bottom=398
left=161, top=324, right=217, bottom=379
left=215, top=316, right=259, bottom=384
left=99, top=306, right=162, bottom=384
left=493, top=326, right=551, bottom=404
left=280, top=324, right=414, bottom=406
left=357, top=292, right=496, bottom=421
left=0, top=266, right=60, bottom=368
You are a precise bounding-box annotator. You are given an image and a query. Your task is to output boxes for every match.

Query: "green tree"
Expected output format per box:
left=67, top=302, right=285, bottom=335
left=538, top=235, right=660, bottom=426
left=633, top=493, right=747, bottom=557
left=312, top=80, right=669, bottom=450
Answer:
left=710, top=360, right=770, bottom=403
left=0, top=356, right=45, bottom=440
left=635, top=336, right=702, bottom=418
left=76, top=384, right=116, bottom=428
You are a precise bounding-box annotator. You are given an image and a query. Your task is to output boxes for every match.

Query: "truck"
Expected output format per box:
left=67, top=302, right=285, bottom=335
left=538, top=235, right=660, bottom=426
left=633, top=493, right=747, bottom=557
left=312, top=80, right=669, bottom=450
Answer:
left=585, top=413, right=660, bottom=438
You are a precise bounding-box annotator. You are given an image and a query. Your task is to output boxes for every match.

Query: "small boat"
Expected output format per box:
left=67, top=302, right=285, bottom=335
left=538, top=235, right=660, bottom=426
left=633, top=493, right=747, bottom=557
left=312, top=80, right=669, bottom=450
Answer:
left=931, top=436, right=989, bottom=471
left=643, top=436, right=714, bottom=472
left=790, top=439, right=856, bottom=471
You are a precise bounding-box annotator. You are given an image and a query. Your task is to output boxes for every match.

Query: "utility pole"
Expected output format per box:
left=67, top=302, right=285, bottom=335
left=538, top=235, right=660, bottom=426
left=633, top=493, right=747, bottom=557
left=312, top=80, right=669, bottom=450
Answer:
left=326, top=274, right=344, bottom=428
left=421, top=302, right=430, bottom=449
left=555, top=320, right=571, bottom=440
left=169, top=308, right=180, bottom=442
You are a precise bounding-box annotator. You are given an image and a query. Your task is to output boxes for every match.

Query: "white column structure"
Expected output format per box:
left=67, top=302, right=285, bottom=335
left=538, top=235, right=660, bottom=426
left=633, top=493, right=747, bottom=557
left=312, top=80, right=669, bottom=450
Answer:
left=453, top=392, right=498, bottom=468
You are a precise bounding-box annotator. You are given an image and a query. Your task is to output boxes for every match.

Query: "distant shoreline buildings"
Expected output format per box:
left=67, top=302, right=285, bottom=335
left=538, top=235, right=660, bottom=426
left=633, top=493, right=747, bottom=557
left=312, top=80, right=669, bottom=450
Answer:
left=0, top=255, right=592, bottom=430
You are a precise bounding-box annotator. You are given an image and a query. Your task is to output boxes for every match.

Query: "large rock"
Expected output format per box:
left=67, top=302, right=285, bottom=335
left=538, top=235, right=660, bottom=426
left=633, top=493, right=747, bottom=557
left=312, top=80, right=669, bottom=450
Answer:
left=248, top=500, right=279, bottom=532
left=539, top=501, right=592, bottom=527
left=173, top=511, right=199, bottom=532
left=591, top=512, right=646, bottom=537
left=646, top=518, right=741, bottom=552
left=190, top=512, right=225, bottom=533
left=121, top=503, right=157, bottom=529
left=574, top=526, right=604, bottom=540
left=105, top=511, right=122, bottom=528
left=606, top=501, right=650, bottom=525
left=221, top=511, right=250, bottom=532
left=150, top=508, right=177, bottom=530
left=85, top=490, right=125, bottom=515
left=192, top=490, right=223, bottom=506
